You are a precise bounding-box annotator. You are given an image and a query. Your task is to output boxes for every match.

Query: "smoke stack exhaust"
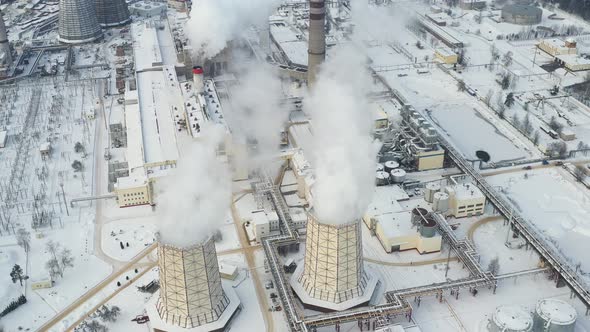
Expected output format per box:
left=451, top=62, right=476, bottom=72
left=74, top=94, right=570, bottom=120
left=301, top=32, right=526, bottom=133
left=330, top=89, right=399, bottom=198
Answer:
left=307, top=0, right=326, bottom=87
left=193, top=65, right=204, bottom=94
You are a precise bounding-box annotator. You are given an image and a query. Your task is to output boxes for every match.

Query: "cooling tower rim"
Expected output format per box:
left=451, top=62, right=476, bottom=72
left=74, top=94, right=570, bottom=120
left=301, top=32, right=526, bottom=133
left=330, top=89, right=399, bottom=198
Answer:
left=99, top=17, right=132, bottom=28
left=156, top=233, right=214, bottom=251
left=307, top=209, right=360, bottom=228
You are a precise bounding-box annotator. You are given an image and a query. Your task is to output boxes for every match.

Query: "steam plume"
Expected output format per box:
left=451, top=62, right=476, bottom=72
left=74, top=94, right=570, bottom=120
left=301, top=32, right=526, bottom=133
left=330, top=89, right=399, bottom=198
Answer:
left=157, top=125, right=230, bottom=247
left=228, top=64, right=288, bottom=168
left=307, top=44, right=377, bottom=225
left=185, top=0, right=280, bottom=60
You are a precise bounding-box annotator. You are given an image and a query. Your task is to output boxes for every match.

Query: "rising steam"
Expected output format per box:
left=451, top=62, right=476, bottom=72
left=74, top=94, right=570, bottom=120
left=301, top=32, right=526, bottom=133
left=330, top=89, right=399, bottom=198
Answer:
left=157, top=125, right=231, bottom=247
left=229, top=64, right=288, bottom=168
left=185, top=0, right=280, bottom=60
left=307, top=45, right=377, bottom=225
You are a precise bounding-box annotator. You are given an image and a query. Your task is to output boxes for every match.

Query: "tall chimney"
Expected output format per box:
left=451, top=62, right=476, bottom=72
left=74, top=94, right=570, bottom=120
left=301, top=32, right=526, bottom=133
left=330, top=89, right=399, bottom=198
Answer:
left=307, top=0, right=326, bottom=87
left=0, top=10, right=12, bottom=68
left=192, top=65, right=204, bottom=94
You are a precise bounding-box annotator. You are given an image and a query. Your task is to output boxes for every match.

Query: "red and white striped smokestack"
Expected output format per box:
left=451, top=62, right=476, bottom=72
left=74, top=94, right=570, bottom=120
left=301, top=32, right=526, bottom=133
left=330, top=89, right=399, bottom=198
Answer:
left=307, top=0, right=326, bottom=87
left=192, top=66, right=204, bottom=94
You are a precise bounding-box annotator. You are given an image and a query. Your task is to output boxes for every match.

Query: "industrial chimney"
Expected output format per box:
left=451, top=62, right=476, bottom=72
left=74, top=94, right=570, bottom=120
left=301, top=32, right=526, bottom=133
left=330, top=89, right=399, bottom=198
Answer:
left=146, top=236, right=241, bottom=331
left=193, top=65, right=204, bottom=94
left=307, top=0, right=326, bottom=87
left=290, top=212, right=378, bottom=311
left=0, top=10, right=12, bottom=68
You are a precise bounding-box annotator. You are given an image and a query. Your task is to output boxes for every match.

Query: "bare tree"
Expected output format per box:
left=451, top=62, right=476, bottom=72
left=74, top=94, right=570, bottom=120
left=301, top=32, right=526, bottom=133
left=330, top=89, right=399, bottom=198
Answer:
left=97, top=305, right=121, bottom=323
left=533, top=131, right=540, bottom=145
left=16, top=228, right=31, bottom=253
left=487, top=256, right=500, bottom=275
left=522, top=114, right=534, bottom=135
left=59, top=248, right=74, bottom=274
left=574, top=165, right=587, bottom=182
left=483, top=90, right=494, bottom=107
left=46, top=259, right=61, bottom=279
left=83, top=320, right=107, bottom=332
left=457, top=79, right=466, bottom=92
left=502, top=51, right=513, bottom=67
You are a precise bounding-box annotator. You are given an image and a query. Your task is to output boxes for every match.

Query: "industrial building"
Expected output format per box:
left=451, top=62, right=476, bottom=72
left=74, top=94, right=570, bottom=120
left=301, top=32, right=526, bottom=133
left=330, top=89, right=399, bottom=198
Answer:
left=458, top=0, right=486, bottom=10
left=434, top=48, right=458, bottom=64
left=0, top=10, right=12, bottom=72
left=394, top=106, right=445, bottom=171
left=291, top=212, right=378, bottom=311
left=501, top=4, right=543, bottom=25
left=364, top=186, right=442, bottom=254
left=445, top=181, right=486, bottom=218
left=113, top=21, right=184, bottom=207
left=58, top=0, right=103, bottom=43
left=146, top=237, right=241, bottom=331
left=95, top=0, right=131, bottom=27
left=538, top=38, right=578, bottom=57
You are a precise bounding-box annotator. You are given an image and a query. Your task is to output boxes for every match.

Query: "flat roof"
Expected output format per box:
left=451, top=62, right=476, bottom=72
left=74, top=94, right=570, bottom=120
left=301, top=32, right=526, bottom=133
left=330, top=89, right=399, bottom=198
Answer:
left=132, top=21, right=162, bottom=71
left=136, top=69, right=180, bottom=166
left=448, top=182, right=485, bottom=201
left=436, top=47, right=456, bottom=57
left=270, top=21, right=308, bottom=67
left=124, top=101, right=145, bottom=171
left=556, top=54, right=590, bottom=65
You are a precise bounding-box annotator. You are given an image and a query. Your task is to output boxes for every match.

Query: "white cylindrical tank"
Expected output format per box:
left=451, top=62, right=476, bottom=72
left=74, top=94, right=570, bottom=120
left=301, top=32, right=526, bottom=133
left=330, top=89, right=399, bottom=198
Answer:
left=432, top=192, right=449, bottom=213
left=489, top=305, right=533, bottom=332
left=376, top=163, right=384, bottom=172
left=390, top=169, right=406, bottom=183
left=534, top=299, right=577, bottom=332
left=384, top=160, right=399, bottom=173
left=376, top=171, right=390, bottom=186
left=424, top=182, right=441, bottom=203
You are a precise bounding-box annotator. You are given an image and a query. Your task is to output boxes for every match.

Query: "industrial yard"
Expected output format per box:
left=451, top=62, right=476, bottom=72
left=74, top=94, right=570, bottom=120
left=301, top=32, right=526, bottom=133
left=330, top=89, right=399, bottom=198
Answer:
left=1, top=0, right=590, bottom=332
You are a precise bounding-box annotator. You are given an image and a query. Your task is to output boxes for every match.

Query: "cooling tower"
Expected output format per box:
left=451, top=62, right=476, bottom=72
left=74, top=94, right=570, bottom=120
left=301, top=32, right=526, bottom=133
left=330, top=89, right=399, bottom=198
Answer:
left=147, top=237, right=241, bottom=331
left=307, top=0, right=326, bottom=87
left=95, top=0, right=131, bottom=27
left=291, top=212, right=378, bottom=311
left=58, top=0, right=103, bottom=44
left=0, top=10, right=12, bottom=68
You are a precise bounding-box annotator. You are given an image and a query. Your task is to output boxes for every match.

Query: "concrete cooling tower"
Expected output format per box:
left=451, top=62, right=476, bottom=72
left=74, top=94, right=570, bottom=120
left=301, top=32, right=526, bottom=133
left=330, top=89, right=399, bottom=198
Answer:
left=0, top=10, right=12, bottom=68
left=146, top=237, right=241, bottom=331
left=291, top=212, right=378, bottom=311
left=58, top=0, right=103, bottom=44
left=95, top=0, right=131, bottom=27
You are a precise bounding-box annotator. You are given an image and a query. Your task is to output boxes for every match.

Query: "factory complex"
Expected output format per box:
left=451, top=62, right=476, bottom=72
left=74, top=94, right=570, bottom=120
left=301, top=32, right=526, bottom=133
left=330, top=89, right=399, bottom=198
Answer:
left=2, top=0, right=590, bottom=332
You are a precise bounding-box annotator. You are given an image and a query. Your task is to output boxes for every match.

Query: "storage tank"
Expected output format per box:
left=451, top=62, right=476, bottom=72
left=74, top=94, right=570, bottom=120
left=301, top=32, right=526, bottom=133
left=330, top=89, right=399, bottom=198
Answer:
left=424, top=182, right=441, bottom=203
left=384, top=160, right=399, bottom=173
left=433, top=192, right=449, bottom=213
left=420, top=217, right=437, bottom=238
left=376, top=163, right=384, bottom=172
left=533, top=299, right=577, bottom=332
left=489, top=305, right=533, bottom=332
left=376, top=171, right=390, bottom=186
left=411, top=207, right=428, bottom=226
left=390, top=169, right=406, bottom=183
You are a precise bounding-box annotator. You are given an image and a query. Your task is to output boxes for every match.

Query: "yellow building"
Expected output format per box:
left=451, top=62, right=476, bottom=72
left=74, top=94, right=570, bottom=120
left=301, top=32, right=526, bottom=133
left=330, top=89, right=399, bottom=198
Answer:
left=31, top=278, right=53, bottom=290
left=538, top=39, right=577, bottom=57
left=416, top=148, right=445, bottom=171
left=555, top=54, right=590, bottom=72
left=115, top=171, right=153, bottom=207
left=435, top=48, right=458, bottom=64
left=365, top=211, right=442, bottom=254
left=445, top=182, right=485, bottom=218
left=374, top=105, right=390, bottom=132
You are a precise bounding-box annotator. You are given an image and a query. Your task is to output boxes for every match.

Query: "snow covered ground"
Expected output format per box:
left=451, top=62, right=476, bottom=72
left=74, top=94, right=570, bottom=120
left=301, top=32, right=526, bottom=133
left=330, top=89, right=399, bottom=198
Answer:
left=488, top=168, right=590, bottom=281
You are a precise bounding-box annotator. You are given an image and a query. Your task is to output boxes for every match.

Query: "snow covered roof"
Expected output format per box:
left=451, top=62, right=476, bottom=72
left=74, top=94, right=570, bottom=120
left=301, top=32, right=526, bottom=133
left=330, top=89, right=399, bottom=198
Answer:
left=447, top=182, right=485, bottom=201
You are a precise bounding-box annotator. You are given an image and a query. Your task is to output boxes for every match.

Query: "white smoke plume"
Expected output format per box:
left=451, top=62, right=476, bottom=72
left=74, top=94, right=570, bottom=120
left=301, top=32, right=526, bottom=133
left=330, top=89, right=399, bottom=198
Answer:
left=350, top=1, right=411, bottom=45
left=157, top=125, right=231, bottom=247
left=185, top=0, right=280, bottom=60
left=307, top=44, right=377, bottom=225
left=228, top=64, right=288, bottom=168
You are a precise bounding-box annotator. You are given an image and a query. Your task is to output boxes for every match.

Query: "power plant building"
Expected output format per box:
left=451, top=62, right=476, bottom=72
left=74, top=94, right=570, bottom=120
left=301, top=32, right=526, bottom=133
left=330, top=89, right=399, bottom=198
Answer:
left=291, top=212, right=378, bottom=311
left=95, top=0, right=131, bottom=27
left=146, top=237, right=241, bottom=331
left=58, top=0, right=103, bottom=43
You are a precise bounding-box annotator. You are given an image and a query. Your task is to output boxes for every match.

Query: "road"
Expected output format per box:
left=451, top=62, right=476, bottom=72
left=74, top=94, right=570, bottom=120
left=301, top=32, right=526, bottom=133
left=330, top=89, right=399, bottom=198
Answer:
left=466, top=216, right=504, bottom=242
left=37, top=243, right=157, bottom=331
left=230, top=198, right=275, bottom=332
